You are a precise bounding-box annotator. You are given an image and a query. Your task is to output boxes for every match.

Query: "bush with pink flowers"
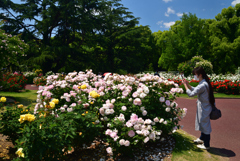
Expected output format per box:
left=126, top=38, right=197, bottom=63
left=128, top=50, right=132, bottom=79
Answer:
left=1, top=70, right=187, bottom=160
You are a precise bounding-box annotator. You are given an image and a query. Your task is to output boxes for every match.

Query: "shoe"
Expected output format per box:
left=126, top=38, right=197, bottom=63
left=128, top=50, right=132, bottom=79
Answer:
left=197, top=144, right=210, bottom=150
left=193, top=138, right=204, bottom=144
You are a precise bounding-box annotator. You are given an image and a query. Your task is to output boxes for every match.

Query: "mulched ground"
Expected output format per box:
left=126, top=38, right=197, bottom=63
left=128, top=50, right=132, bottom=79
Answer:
left=0, top=135, right=175, bottom=161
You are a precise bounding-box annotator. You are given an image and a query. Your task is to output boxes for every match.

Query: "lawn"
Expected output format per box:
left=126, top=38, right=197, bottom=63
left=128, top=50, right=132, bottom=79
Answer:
left=171, top=130, right=228, bottom=161
left=0, top=90, right=38, bottom=110
left=178, top=93, right=240, bottom=99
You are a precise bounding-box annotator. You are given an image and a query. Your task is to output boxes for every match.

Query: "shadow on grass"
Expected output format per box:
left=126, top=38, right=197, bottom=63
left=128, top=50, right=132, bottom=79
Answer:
left=172, top=131, right=203, bottom=153
left=208, top=147, right=236, bottom=158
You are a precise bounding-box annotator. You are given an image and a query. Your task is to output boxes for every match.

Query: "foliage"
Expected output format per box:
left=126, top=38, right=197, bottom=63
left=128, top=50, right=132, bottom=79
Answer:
left=209, top=4, right=240, bottom=74
left=156, top=13, right=213, bottom=71
left=0, top=72, right=27, bottom=92
left=177, top=56, right=213, bottom=77
left=23, top=72, right=37, bottom=84
left=0, top=0, right=156, bottom=74
left=195, top=60, right=213, bottom=74
left=0, top=105, right=29, bottom=145
left=177, top=62, right=192, bottom=77
left=33, top=77, right=47, bottom=86
left=0, top=21, right=29, bottom=71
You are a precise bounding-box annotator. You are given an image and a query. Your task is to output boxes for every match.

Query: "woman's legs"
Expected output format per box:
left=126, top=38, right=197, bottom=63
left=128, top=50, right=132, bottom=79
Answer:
left=200, top=132, right=210, bottom=147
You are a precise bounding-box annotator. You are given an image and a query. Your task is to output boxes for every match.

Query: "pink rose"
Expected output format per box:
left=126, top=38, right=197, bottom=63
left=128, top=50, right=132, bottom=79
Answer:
left=128, top=130, right=135, bottom=137
left=133, top=98, right=142, bottom=106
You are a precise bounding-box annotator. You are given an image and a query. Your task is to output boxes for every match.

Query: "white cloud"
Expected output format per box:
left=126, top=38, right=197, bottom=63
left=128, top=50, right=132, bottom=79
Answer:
left=232, top=0, right=240, bottom=6
left=176, top=12, right=183, bottom=17
left=163, top=0, right=172, bottom=3
left=156, top=21, right=163, bottom=25
left=165, top=7, right=175, bottom=17
left=163, top=21, right=175, bottom=28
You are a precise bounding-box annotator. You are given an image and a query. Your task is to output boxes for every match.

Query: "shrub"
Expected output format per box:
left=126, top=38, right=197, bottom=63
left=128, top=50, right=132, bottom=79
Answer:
left=0, top=24, right=29, bottom=71
left=177, top=61, right=192, bottom=77
left=33, top=77, right=47, bottom=86
left=0, top=72, right=27, bottom=91
left=1, top=70, right=187, bottom=160
left=23, top=72, right=37, bottom=84
left=195, top=60, right=213, bottom=74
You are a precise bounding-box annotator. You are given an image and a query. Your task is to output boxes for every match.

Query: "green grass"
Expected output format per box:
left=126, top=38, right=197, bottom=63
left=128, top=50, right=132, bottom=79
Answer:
left=179, top=93, right=240, bottom=99
left=0, top=90, right=38, bottom=107
left=171, top=130, right=229, bottom=161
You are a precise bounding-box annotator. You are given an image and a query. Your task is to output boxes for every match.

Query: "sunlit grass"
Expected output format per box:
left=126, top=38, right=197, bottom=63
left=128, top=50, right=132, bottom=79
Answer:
left=171, top=130, right=228, bottom=161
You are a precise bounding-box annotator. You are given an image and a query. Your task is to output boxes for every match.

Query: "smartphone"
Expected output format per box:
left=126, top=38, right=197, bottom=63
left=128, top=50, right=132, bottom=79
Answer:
left=180, top=74, right=184, bottom=79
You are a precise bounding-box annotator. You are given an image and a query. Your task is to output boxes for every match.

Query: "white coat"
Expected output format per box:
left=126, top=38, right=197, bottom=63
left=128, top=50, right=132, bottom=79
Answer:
left=186, top=79, right=212, bottom=134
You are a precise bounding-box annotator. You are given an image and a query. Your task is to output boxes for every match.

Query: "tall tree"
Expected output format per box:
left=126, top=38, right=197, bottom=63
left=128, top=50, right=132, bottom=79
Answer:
left=0, top=0, right=148, bottom=73
left=156, top=13, right=213, bottom=71
left=209, top=4, right=240, bottom=74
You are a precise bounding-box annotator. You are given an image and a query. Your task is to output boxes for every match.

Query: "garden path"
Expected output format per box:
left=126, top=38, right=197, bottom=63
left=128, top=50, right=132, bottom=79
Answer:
left=177, top=97, right=240, bottom=161
left=25, top=84, right=38, bottom=90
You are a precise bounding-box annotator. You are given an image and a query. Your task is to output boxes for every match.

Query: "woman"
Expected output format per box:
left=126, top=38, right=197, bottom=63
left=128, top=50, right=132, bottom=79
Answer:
left=182, top=67, right=215, bottom=150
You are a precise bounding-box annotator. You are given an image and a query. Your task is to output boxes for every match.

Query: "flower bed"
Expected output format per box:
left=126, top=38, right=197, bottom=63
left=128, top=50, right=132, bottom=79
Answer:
left=159, top=73, right=240, bottom=95
left=0, top=70, right=186, bottom=160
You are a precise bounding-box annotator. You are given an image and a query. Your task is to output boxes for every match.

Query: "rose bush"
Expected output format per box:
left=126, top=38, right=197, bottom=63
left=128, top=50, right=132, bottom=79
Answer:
left=1, top=70, right=187, bottom=160
left=33, top=76, right=47, bottom=86
left=0, top=72, right=27, bottom=91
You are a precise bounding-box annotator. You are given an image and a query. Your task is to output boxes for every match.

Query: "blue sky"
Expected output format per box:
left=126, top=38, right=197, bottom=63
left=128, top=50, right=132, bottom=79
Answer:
left=2, top=0, right=239, bottom=33
left=120, top=0, right=239, bottom=32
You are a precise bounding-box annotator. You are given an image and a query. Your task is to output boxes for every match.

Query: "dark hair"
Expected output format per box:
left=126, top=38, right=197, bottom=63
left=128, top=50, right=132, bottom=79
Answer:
left=192, top=67, right=215, bottom=107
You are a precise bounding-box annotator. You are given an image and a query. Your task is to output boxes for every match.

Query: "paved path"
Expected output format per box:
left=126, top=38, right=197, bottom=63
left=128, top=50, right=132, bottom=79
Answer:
left=177, top=97, right=240, bottom=161
left=25, top=84, right=39, bottom=90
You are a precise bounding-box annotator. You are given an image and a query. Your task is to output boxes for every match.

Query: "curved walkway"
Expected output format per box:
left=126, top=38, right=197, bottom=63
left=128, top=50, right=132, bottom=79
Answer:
left=177, top=97, right=240, bottom=161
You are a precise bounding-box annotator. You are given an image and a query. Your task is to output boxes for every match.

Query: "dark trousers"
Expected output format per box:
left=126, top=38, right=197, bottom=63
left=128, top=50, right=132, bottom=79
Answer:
left=200, top=132, right=210, bottom=147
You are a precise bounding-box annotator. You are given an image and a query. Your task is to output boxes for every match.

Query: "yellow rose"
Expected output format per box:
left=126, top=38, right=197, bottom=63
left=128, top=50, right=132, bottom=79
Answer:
left=25, top=114, right=35, bottom=122
left=16, top=148, right=24, bottom=158
left=0, top=97, right=6, bottom=102
left=79, top=132, right=82, bottom=136
left=49, top=102, right=55, bottom=109
left=17, top=104, right=24, bottom=108
left=81, top=84, right=87, bottom=89
left=89, top=91, right=100, bottom=98
left=19, top=115, right=26, bottom=124
left=52, top=99, right=59, bottom=104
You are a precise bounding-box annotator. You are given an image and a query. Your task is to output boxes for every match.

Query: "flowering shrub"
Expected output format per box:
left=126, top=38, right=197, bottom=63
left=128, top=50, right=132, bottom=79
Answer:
left=1, top=70, right=186, bottom=160
left=33, top=76, right=47, bottom=86
left=0, top=72, right=27, bottom=91
left=23, top=72, right=37, bottom=84
left=0, top=26, right=29, bottom=70
left=35, top=69, right=43, bottom=76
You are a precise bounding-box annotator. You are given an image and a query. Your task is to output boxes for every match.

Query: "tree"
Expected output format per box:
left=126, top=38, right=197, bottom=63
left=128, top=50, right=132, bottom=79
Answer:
left=0, top=0, right=153, bottom=74
left=156, top=13, right=213, bottom=71
left=209, top=4, right=240, bottom=74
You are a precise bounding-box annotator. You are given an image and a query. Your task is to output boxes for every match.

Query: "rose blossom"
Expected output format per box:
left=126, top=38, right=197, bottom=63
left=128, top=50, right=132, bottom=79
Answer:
left=159, top=97, right=165, bottom=102
left=159, top=118, right=164, bottom=123
left=133, top=98, right=142, bottom=106
left=165, top=100, right=171, bottom=106
left=119, top=139, right=125, bottom=145
left=165, top=107, right=171, bottom=112
left=128, top=130, right=135, bottom=137
left=144, top=137, right=149, bottom=143
left=121, top=106, right=127, bottom=111
left=124, top=140, right=130, bottom=146
left=142, top=110, right=147, bottom=116
left=154, top=117, right=159, bottom=122
left=106, top=147, right=113, bottom=154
